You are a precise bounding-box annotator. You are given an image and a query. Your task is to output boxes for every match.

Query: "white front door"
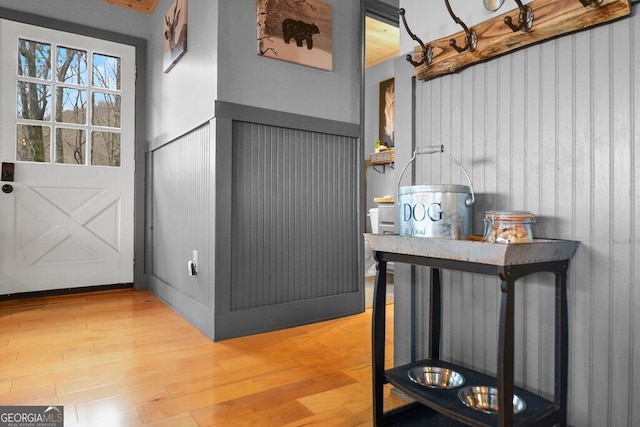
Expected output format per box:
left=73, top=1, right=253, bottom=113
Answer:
left=0, top=19, right=136, bottom=294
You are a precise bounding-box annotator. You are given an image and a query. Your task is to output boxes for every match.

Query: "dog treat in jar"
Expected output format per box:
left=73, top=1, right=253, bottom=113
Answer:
left=483, top=211, right=535, bottom=244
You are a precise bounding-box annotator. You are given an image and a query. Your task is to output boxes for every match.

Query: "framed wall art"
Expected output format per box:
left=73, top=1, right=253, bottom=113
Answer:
left=379, top=78, right=394, bottom=147
left=163, top=0, right=188, bottom=73
left=257, top=0, right=332, bottom=71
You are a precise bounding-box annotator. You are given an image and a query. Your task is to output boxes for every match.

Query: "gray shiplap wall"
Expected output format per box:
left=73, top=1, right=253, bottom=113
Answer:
left=149, top=102, right=364, bottom=341
left=213, top=103, right=364, bottom=340
left=151, top=123, right=212, bottom=304
left=230, top=121, right=360, bottom=310
left=149, top=123, right=215, bottom=334
left=397, top=10, right=639, bottom=427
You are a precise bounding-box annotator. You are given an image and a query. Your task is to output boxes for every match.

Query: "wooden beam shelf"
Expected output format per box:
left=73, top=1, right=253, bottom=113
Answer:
left=403, top=0, right=631, bottom=81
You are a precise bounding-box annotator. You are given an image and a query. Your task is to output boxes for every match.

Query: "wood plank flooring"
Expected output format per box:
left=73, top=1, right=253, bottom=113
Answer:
left=0, top=289, right=404, bottom=426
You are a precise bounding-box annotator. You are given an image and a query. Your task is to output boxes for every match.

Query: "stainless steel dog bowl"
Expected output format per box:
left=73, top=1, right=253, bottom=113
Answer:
left=458, top=386, right=526, bottom=414
left=407, top=366, right=465, bottom=389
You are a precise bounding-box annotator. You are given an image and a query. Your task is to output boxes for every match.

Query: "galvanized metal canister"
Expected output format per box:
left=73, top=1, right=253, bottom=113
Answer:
left=398, top=184, right=472, bottom=239
left=397, top=145, right=475, bottom=239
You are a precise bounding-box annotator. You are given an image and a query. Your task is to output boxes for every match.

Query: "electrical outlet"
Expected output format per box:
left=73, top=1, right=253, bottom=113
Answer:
left=187, top=250, right=198, bottom=276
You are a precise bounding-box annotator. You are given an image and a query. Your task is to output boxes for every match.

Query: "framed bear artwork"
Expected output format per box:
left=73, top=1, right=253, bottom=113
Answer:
left=257, top=0, right=333, bottom=71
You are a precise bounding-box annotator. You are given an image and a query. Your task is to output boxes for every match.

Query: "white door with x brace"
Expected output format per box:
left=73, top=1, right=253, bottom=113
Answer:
left=0, top=19, right=135, bottom=294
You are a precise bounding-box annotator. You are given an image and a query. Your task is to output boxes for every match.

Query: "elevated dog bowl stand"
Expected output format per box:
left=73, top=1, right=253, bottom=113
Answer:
left=365, top=234, right=579, bottom=426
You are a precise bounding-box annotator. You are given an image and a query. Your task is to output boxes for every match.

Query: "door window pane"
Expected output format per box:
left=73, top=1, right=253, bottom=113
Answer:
left=92, top=92, right=121, bottom=128
left=18, top=39, right=51, bottom=80
left=17, top=124, right=51, bottom=162
left=13, top=38, right=125, bottom=169
left=55, top=128, right=86, bottom=165
left=56, top=87, right=87, bottom=124
left=17, top=82, right=51, bottom=121
left=57, top=46, right=87, bottom=85
left=92, top=53, right=120, bottom=90
left=91, top=131, right=120, bottom=167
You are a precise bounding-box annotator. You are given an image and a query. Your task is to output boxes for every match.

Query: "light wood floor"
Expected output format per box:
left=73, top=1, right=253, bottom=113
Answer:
left=0, top=289, right=404, bottom=426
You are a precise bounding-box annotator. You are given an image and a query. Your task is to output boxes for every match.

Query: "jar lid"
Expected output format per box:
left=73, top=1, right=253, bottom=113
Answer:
left=485, top=210, right=536, bottom=223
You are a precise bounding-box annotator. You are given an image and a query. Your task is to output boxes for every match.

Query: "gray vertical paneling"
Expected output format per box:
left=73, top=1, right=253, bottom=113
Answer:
left=230, top=121, right=359, bottom=311
left=571, top=25, right=593, bottom=427
left=590, top=24, right=613, bottom=427
left=151, top=123, right=211, bottom=306
left=150, top=104, right=363, bottom=340
left=610, top=18, right=633, bottom=427
left=633, top=10, right=640, bottom=426
left=408, top=10, right=639, bottom=427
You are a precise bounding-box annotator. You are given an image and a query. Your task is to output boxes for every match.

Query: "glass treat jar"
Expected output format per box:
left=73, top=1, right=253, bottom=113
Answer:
left=483, top=211, right=535, bottom=244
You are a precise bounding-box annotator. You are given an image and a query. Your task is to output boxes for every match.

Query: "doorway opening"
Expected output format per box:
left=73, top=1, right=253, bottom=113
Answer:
left=364, top=2, right=399, bottom=308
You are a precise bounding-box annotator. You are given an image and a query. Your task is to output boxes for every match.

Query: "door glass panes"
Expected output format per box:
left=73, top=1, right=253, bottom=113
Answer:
left=16, top=39, right=53, bottom=162
left=13, top=39, right=123, bottom=167
left=92, top=53, right=120, bottom=90
left=57, top=87, right=87, bottom=124
left=92, top=92, right=121, bottom=128
left=17, top=82, right=51, bottom=120
left=18, top=39, right=51, bottom=80
left=17, top=124, right=51, bottom=162
left=56, top=128, right=86, bottom=164
left=57, top=46, right=87, bottom=84
left=91, top=131, right=120, bottom=167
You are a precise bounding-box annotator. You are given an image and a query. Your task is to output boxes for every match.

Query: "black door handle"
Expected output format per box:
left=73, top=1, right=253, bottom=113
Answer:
left=1, top=162, right=15, bottom=181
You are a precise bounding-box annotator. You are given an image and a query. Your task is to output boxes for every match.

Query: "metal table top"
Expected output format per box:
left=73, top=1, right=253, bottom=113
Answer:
left=364, top=234, right=579, bottom=266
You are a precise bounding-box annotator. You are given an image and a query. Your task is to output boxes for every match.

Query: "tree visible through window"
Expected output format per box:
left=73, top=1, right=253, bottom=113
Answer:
left=15, top=38, right=122, bottom=167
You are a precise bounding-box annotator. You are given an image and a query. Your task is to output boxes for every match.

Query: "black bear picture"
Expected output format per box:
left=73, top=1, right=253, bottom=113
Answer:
left=282, top=19, right=319, bottom=50
left=257, top=0, right=332, bottom=71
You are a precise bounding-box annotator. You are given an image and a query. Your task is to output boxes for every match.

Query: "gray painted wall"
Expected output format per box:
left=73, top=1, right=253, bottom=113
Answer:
left=395, top=2, right=640, bottom=426
left=147, top=0, right=219, bottom=148
left=146, top=0, right=362, bottom=174
left=217, top=0, right=362, bottom=124
left=146, top=1, right=365, bottom=339
left=145, top=1, right=221, bottom=334
left=149, top=123, right=215, bottom=336
left=212, top=103, right=362, bottom=339
left=229, top=122, right=359, bottom=310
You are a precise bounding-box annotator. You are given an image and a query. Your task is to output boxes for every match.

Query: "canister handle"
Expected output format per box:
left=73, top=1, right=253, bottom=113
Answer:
left=397, top=145, right=475, bottom=207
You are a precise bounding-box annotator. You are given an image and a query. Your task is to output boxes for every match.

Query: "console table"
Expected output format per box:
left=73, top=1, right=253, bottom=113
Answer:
left=366, top=234, right=579, bottom=426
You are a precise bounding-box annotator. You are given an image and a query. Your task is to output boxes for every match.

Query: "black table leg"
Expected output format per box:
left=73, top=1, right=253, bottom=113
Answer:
left=429, top=267, right=442, bottom=360
left=555, top=265, right=569, bottom=426
left=497, top=278, right=515, bottom=427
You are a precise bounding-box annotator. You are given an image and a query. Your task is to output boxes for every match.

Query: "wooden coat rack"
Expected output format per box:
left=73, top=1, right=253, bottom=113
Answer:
left=402, top=0, right=631, bottom=81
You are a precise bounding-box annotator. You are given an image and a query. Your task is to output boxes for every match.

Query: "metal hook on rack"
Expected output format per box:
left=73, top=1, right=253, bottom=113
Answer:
left=444, top=0, right=477, bottom=53
left=398, top=8, right=432, bottom=67
left=578, top=0, right=603, bottom=7
left=504, top=0, right=534, bottom=32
